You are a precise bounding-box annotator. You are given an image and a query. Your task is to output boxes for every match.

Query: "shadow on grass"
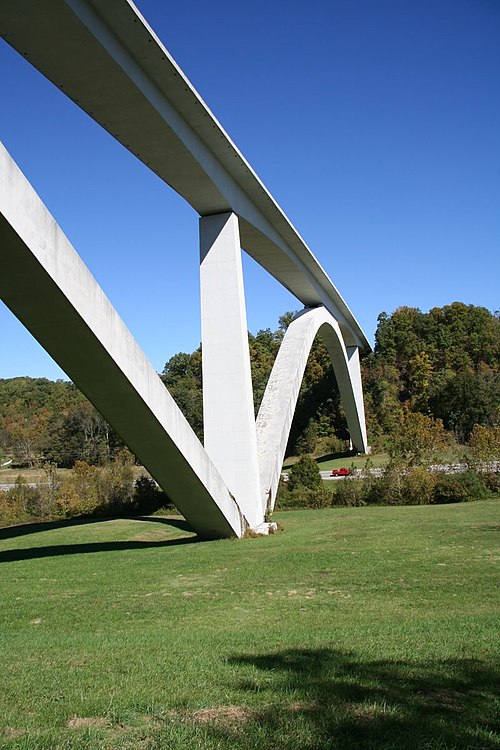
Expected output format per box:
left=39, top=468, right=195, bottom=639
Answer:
left=0, top=515, right=198, bottom=563
left=133, top=516, right=192, bottom=533
left=314, top=451, right=355, bottom=464
left=283, top=452, right=353, bottom=471
left=200, top=648, right=499, bottom=749
left=0, top=514, right=192, bottom=541
left=0, top=536, right=199, bottom=563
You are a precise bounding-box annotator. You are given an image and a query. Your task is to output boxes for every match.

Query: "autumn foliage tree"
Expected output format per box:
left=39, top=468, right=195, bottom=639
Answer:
left=364, top=303, right=500, bottom=443
left=1, top=303, right=498, bottom=475
left=388, top=410, right=448, bottom=467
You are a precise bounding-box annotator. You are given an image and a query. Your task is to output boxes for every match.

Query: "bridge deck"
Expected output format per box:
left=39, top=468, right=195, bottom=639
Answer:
left=0, top=0, right=369, bottom=349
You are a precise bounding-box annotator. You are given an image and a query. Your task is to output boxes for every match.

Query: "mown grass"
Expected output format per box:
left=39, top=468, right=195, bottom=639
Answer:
left=283, top=451, right=390, bottom=472
left=317, top=452, right=389, bottom=471
left=0, top=500, right=498, bottom=749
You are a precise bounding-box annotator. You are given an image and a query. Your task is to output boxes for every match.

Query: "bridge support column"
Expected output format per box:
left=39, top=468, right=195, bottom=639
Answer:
left=0, top=143, right=247, bottom=539
left=345, top=346, right=368, bottom=453
left=200, top=212, right=263, bottom=529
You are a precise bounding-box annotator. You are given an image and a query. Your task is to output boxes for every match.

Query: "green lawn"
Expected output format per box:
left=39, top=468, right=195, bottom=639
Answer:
left=315, top=452, right=390, bottom=471
left=283, top=451, right=390, bottom=472
left=0, top=500, right=498, bottom=749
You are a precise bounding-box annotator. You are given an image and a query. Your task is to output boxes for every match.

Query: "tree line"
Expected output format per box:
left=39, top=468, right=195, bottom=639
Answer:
left=162, top=302, right=500, bottom=456
left=0, top=377, right=125, bottom=468
left=1, top=302, right=499, bottom=470
left=364, top=302, right=500, bottom=444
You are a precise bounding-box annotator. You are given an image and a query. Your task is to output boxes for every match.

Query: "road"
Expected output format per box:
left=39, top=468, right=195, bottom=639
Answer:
left=2, top=462, right=498, bottom=491
left=306, top=462, right=498, bottom=481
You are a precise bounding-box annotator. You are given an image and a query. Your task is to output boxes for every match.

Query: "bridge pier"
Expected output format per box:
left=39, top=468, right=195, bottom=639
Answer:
left=0, top=144, right=246, bottom=539
left=345, top=346, right=368, bottom=453
left=200, top=213, right=263, bottom=529
left=1, top=0, right=372, bottom=540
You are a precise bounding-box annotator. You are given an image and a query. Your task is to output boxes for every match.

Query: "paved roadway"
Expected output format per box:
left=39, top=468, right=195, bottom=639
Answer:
left=302, top=462, right=498, bottom=481
left=2, top=462, right=498, bottom=491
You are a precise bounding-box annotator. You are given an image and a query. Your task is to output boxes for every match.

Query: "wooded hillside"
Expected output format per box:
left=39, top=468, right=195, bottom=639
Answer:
left=1, top=302, right=498, bottom=468
left=364, top=303, right=500, bottom=444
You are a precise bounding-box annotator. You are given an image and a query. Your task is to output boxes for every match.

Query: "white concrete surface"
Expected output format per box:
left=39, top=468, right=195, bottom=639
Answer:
left=256, top=307, right=368, bottom=511
left=200, top=213, right=263, bottom=528
left=0, top=0, right=369, bottom=350
left=0, top=1, right=373, bottom=538
left=0, top=142, right=248, bottom=539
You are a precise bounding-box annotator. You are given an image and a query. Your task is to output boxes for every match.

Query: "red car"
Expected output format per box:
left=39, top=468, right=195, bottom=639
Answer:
left=330, top=467, right=352, bottom=477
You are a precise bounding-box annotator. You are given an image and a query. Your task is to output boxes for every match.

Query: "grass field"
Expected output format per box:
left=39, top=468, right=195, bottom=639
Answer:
left=0, top=500, right=498, bottom=749
left=283, top=452, right=389, bottom=472
left=315, top=452, right=390, bottom=471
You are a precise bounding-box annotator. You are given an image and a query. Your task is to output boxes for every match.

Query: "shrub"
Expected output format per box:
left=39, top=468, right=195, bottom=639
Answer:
left=0, top=458, right=174, bottom=528
left=468, top=424, right=500, bottom=463
left=38, top=462, right=60, bottom=517
left=288, top=456, right=322, bottom=491
left=365, top=466, right=403, bottom=506
left=132, top=476, right=172, bottom=514
left=6, top=475, right=43, bottom=515
left=97, top=456, right=134, bottom=514
left=483, top=471, right=500, bottom=494
left=0, top=491, right=18, bottom=525
left=334, top=467, right=494, bottom=507
left=276, top=484, right=331, bottom=510
left=0, top=468, right=63, bottom=524
left=432, top=471, right=489, bottom=504
left=332, top=477, right=367, bottom=507
left=275, top=474, right=331, bottom=510
left=276, top=456, right=331, bottom=510
left=56, top=461, right=100, bottom=517
left=325, top=435, right=350, bottom=455
left=335, top=466, right=444, bottom=507
left=55, top=456, right=135, bottom=518
left=399, top=466, right=437, bottom=505
left=0, top=476, right=40, bottom=525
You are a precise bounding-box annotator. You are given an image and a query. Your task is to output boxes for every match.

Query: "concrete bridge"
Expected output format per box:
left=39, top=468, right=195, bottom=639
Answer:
left=0, top=0, right=369, bottom=538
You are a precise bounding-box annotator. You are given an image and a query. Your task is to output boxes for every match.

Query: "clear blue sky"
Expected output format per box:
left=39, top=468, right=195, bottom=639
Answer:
left=1, top=0, right=499, bottom=381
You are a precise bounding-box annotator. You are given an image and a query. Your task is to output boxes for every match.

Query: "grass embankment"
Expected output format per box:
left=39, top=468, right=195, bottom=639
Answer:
left=0, top=500, right=498, bottom=749
left=283, top=452, right=389, bottom=472
left=316, top=452, right=389, bottom=471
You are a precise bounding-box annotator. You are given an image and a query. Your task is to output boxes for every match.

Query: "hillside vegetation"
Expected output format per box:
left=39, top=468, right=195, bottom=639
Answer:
left=2, top=303, right=497, bottom=468
left=0, top=303, right=498, bottom=526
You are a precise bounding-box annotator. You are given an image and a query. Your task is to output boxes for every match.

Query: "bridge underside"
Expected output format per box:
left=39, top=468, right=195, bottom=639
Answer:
left=0, top=145, right=245, bottom=539
left=0, top=0, right=370, bottom=538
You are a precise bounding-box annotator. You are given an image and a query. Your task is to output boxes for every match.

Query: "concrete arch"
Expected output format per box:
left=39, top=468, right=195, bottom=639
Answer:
left=1, top=0, right=371, bottom=538
left=0, top=144, right=246, bottom=540
left=256, top=307, right=368, bottom=512
left=0, top=0, right=369, bottom=353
